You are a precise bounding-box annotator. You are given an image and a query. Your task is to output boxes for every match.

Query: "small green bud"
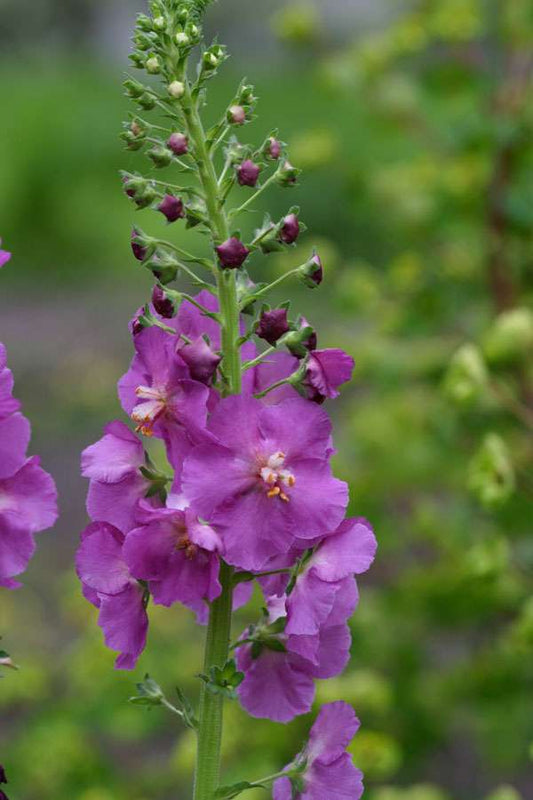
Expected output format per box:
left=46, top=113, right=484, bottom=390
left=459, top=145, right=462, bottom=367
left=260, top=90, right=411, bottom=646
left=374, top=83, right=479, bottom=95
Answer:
left=148, top=145, right=173, bottom=168
left=136, top=14, right=153, bottom=32
left=277, top=159, right=300, bottom=186
left=138, top=92, right=157, bottom=110
left=188, top=23, right=200, bottom=39
left=146, top=251, right=179, bottom=285
left=443, top=343, right=488, bottom=405
left=145, top=56, right=161, bottom=74
left=128, top=52, right=145, bottom=69
left=178, top=8, right=190, bottom=23
left=175, top=31, right=190, bottom=46
left=123, top=78, right=145, bottom=98
left=468, top=433, right=515, bottom=509
left=129, top=674, right=164, bottom=706
left=152, top=15, right=166, bottom=31
left=135, top=32, right=155, bottom=51
left=298, top=251, right=323, bottom=287
left=167, top=80, right=185, bottom=99
left=203, top=51, right=220, bottom=69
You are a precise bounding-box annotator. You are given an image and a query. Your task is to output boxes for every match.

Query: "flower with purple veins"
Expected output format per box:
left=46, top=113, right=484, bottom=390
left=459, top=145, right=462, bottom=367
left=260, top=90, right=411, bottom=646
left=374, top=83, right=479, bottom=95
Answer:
left=215, top=237, right=250, bottom=269
left=0, top=457, right=58, bottom=588
left=273, top=702, right=364, bottom=800
left=82, top=420, right=155, bottom=534
left=76, top=521, right=148, bottom=669
left=237, top=159, right=261, bottom=187
left=303, top=348, right=355, bottom=403
left=158, top=193, right=185, bottom=222
left=182, top=395, right=348, bottom=571
left=123, top=503, right=222, bottom=611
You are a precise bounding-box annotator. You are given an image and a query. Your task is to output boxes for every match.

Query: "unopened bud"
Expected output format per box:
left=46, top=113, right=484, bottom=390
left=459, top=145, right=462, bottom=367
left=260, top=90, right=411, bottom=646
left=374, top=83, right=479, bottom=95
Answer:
left=444, top=344, right=487, bottom=405
left=167, top=80, right=185, bottom=99
left=146, top=56, right=161, bottom=74
left=484, top=307, right=533, bottom=364
left=299, top=251, right=323, bottom=287
left=203, top=52, right=219, bottom=69
left=277, top=159, right=300, bottom=186
left=237, top=159, right=261, bottom=187
left=152, top=284, right=178, bottom=318
left=256, top=308, right=290, bottom=346
left=227, top=105, right=246, bottom=125
left=124, top=78, right=145, bottom=98
left=216, top=237, right=250, bottom=269
left=152, top=15, right=166, bottom=31
left=175, top=31, right=190, bottom=46
left=167, top=132, right=189, bottom=155
left=285, top=318, right=317, bottom=358
left=158, top=193, right=185, bottom=222
left=265, top=137, right=282, bottom=160
left=138, top=92, right=157, bottom=110
left=279, top=213, right=300, bottom=244
left=188, top=23, right=200, bottom=38
left=148, top=145, right=173, bottom=168
left=146, top=251, right=179, bottom=285
left=131, top=228, right=150, bottom=261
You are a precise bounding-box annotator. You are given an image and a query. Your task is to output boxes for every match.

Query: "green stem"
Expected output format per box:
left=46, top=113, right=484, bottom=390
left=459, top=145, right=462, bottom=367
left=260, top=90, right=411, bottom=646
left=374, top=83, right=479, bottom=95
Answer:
left=178, top=77, right=242, bottom=800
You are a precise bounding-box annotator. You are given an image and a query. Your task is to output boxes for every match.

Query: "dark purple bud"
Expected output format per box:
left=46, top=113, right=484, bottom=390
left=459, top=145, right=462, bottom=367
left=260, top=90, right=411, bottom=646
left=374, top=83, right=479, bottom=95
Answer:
left=256, top=308, right=290, bottom=346
left=266, top=137, right=282, bottom=160
left=0, top=766, right=6, bottom=784
left=130, top=308, right=146, bottom=336
left=167, top=132, right=189, bottom=155
left=237, top=159, right=261, bottom=188
left=303, top=348, right=355, bottom=403
left=131, top=228, right=148, bottom=261
left=299, top=251, right=323, bottom=287
left=216, top=237, right=250, bottom=269
left=158, top=194, right=185, bottom=222
left=227, top=105, right=246, bottom=125
left=0, top=791, right=9, bottom=800
left=299, top=315, right=317, bottom=351
left=279, top=213, right=300, bottom=244
left=152, top=285, right=177, bottom=318
left=179, top=337, right=221, bottom=384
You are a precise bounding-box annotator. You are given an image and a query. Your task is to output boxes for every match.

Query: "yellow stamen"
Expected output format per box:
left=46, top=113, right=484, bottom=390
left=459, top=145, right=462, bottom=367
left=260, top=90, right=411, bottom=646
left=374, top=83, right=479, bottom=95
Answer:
left=267, top=486, right=281, bottom=498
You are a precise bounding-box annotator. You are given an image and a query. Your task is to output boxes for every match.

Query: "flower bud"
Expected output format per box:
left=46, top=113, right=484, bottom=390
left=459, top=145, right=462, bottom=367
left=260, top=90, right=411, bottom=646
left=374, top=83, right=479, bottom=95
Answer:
left=237, top=159, right=261, bottom=188
left=188, top=23, right=200, bottom=38
left=123, top=78, right=145, bottom=98
left=277, top=159, right=300, bottom=186
left=148, top=145, right=173, bottom=168
left=279, top=213, right=300, bottom=244
left=265, top=137, right=282, bottom=160
left=285, top=318, right=317, bottom=358
left=146, top=251, right=179, bottom=285
left=130, top=307, right=147, bottom=336
left=167, top=132, right=189, bottom=155
left=299, top=251, right=323, bottom=287
left=185, top=200, right=207, bottom=229
left=167, top=80, right=185, bottom=99
left=203, top=51, right=220, bottom=69
left=138, top=92, right=157, bottom=110
left=175, top=31, right=190, bottom=46
left=256, top=308, right=290, bottom=346
left=136, top=14, right=153, bottom=32
left=216, top=237, right=250, bottom=269
left=145, top=56, right=161, bottom=74
left=227, top=105, right=246, bottom=125
left=157, top=193, right=185, bottom=222
left=179, top=338, right=222, bottom=384
left=131, top=227, right=150, bottom=261
left=152, top=284, right=177, bottom=318
left=152, top=15, right=166, bottom=30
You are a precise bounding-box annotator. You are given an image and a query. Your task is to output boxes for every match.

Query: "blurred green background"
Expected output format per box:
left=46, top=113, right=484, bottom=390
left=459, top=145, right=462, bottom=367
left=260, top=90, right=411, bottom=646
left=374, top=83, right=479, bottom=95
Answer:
left=1, top=1, right=532, bottom=799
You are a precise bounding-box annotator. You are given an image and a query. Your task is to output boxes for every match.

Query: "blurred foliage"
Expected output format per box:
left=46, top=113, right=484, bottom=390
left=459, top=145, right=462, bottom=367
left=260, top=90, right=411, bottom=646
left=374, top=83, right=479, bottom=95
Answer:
left=1, top=0, right=533, bottom=799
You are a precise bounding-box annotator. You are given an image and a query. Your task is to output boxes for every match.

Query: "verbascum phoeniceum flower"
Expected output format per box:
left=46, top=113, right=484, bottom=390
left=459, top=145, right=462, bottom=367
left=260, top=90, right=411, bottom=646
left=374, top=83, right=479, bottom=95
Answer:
left=76, top=2, right=377, bottom=798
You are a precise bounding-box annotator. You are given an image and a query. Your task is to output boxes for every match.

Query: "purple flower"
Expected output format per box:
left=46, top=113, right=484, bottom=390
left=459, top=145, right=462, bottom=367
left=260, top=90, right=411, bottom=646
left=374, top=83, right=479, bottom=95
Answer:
left=158, top=194, right=185, bottom=223
left=152, top=285, right=177, bottom=319
left=215, top=237, right=250, bottom=269
left=0, top=240, right=11, bottom=269
left=303, top=349, right=355, bottom=403
left=266, top=137, right=282, bottom=160
left=182, top=395, right=348, bottom=571
left=228, top=105, right=246, bottom=125
left=131, top=228, right=148, bottom=262
left=118, top=326, right=210, bottom=473
left=0, top=354, right=30, bottom=481
left=279, top=213, right=300, bottom=245
left=256, top=308, right=290, bottom=346
left=167, top=132, right=189, bottom=155
left=0, top=457, right=58, bottom=587
left=177, top=337, right=222, bottom=385
left=252, top=351, right=300, bottom=405
left=237, top=159, right=261, bottom=187
left=273, top=702, right=363, bottom=800
left=286, top=518, right=377, bottom=637
left=76, top=521, right=148, bottom=669
left=236, top=584, right=354, bottom=721
left=123, top=503, right=222, bottom=611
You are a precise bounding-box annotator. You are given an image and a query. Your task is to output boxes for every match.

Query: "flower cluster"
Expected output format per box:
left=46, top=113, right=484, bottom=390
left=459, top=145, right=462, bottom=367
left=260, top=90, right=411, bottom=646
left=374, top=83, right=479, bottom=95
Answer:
left=76, top=2, right=375, bottom=796
left=0, top=341, right=58, bottom=589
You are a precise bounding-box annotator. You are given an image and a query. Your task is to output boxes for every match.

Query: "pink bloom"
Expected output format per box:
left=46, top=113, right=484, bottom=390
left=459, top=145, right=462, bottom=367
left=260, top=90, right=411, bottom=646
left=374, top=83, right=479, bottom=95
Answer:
left=167, top=132, right=188, bottom=155
left=76, top=521, right=148, bottom=669
left=0, top=240, right=11, bottom=269
left=303, top=349, right=354, bottom=403
left=0, top=457, right=58, bottom=587
left=82, top=420, right=154, bottom=534
left=273, top=702, right=363, bottom=800
left=123, top=503, right=222, bottom=611
left=182, top=396, right=348, bottom=571
left=237, top=159, right=261, bottom=187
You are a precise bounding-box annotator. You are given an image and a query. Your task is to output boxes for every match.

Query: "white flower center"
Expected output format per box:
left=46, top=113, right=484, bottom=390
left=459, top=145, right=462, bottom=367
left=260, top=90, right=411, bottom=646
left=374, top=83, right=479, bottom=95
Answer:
left=131, top=385, right=167, bottom=436
left=259, top=451, right=295, bottom=502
